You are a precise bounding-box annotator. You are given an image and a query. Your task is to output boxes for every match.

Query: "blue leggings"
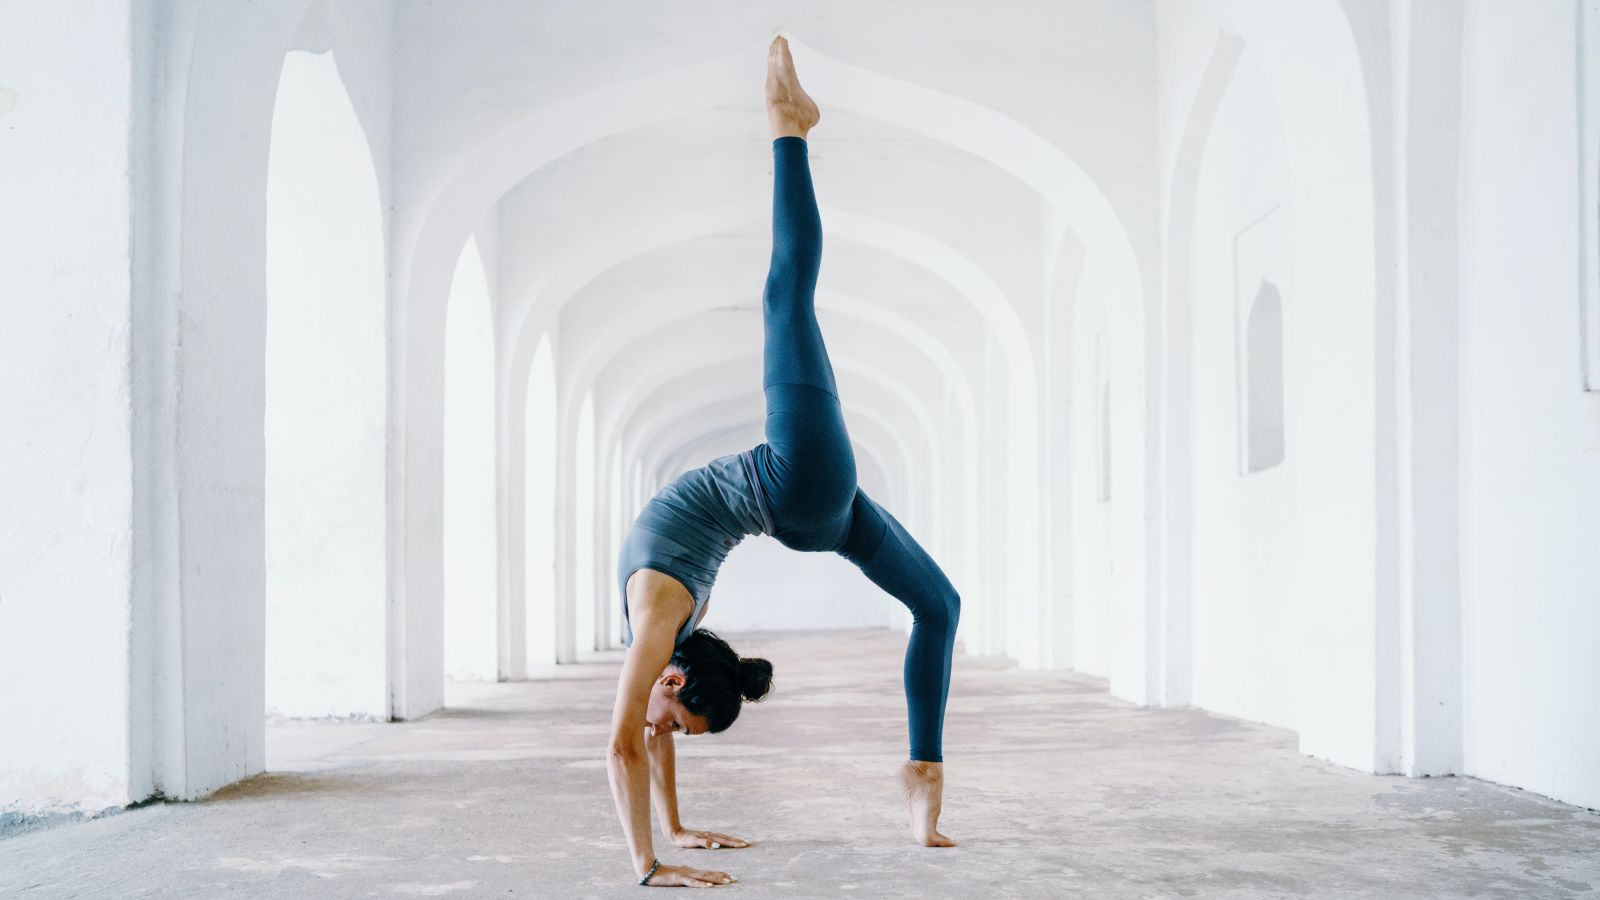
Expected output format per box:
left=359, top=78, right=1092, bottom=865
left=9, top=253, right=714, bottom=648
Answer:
left=748, top=137, right=961, bottom=763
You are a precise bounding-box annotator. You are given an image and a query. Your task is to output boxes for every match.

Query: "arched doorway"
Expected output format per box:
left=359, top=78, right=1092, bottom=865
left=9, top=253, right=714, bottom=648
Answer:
left=443, top=236, right=498, bottom=682
left=524, top=333, right=558, bottom=666
left=264, top=49, right=386, bottom=719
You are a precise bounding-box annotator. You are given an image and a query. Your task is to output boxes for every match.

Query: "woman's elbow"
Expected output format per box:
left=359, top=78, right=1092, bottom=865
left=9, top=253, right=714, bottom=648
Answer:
left=607, top=741, right=644, bottom=766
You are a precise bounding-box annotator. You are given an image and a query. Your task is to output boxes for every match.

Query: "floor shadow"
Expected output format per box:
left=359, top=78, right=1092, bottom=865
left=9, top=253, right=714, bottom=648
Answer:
left=205, top=771, right=384, bottom=802
left=420, top=706, right=528, bottom=721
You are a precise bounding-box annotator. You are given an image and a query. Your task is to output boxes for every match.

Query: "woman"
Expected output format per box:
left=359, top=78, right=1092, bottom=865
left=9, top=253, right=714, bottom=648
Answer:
left=606, top=36, right=961, bottom=888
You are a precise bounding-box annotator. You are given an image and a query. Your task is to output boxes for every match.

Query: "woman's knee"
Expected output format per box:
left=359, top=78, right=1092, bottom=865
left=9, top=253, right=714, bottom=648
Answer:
left=943, top=588, right=961, bottom=627
left=913, top=586, right=960, bottom=634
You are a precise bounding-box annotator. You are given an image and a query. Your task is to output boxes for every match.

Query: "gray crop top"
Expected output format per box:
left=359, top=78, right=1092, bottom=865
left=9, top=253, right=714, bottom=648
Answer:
left=618, top=450, right=772, bottom=647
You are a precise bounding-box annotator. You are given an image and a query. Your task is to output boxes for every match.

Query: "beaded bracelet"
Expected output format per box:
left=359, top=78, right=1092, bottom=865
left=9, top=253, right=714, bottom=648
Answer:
left=639, top=858, right=660, bottom=886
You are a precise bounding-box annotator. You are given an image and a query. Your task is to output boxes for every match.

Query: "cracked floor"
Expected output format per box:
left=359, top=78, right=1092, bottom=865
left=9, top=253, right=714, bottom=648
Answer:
left=3, top=629, right=1598, bottom=898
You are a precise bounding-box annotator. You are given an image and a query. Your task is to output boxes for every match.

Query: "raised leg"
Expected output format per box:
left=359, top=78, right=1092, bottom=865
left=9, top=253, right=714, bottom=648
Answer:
left=762, top=137, right=833, bottom=396
left=762, top=36, right=830, bottom=398
left=839, top=489, right=961, bottom=846
left=753, top=39, right=856, bottom=542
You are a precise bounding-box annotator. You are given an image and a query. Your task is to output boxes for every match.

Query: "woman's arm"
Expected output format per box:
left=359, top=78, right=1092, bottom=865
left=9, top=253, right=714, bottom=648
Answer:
left=647, top=730, right=753, bottom=851
left=606, top=571, right=735, bottom=887
left=645, top=728, right=685, bottom=839
left=605, top=612, right=671, bottom=879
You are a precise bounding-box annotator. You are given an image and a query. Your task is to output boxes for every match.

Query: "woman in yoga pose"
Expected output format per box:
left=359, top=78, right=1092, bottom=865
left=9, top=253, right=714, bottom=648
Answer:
left=606, top=36, right=961, bottom=888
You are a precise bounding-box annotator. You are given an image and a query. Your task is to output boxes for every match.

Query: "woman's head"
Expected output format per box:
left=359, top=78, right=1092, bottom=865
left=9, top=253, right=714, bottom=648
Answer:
left=645, top=629, right=773, bottom=737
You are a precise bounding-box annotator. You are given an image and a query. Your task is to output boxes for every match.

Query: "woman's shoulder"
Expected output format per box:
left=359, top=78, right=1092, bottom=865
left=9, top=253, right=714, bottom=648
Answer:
left=625, top=568, right=696, bottom=627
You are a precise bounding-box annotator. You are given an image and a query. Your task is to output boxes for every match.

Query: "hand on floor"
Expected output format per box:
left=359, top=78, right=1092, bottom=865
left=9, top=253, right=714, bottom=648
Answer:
left=671, top=827, right=751, bottom=850
left=645, top=863, right=737, bottom=887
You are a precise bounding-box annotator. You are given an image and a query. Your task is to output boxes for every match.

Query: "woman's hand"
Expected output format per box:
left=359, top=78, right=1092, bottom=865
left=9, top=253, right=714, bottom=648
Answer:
left=670, top=828, right=751, bottom=850
left=644, top=863, right=737, bottom=887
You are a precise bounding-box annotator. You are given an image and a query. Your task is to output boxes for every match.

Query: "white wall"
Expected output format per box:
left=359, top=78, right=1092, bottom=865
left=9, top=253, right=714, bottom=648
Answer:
left=1071, top=300, right=1113, bottom=678
left=1150, top=0, right=1383, bottom=773
left=131, top=0, right=398, bottom=799
left=1183, top=45, right=1299, bottom=731
left=0, top=0, right=137, bottom=823
left=1457, top=0, right=1600, bottom=810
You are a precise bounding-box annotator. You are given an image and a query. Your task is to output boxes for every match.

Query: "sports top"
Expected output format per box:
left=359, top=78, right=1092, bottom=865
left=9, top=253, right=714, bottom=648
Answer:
left=617, top=450, right=772, bottom=647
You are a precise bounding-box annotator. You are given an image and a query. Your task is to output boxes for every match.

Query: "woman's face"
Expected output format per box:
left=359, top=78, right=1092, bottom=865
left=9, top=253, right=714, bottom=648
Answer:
left=646, top=668, right=711, bottom=737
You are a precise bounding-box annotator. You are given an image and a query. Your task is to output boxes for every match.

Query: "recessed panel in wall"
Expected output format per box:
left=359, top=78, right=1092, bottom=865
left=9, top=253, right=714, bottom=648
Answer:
left=1233, top=208, right=1287, bottom=473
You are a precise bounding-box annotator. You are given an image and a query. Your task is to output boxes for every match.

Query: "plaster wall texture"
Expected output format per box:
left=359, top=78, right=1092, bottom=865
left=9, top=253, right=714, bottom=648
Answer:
left=1457, top=0, right=1600, bottom=810
left=0, top=0, right=136, bottom=821
left=175, top=2, right=297, bottom=797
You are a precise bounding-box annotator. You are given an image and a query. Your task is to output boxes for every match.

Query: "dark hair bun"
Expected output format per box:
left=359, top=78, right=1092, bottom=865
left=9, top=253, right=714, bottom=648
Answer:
left=737, top=656, right=774, bottom=702
left=672, top=630, right=774, bottom=732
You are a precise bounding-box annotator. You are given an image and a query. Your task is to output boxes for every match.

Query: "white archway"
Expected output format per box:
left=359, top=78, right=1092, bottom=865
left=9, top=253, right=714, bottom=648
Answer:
left=263, top=48, right=387, bottom=719
left=573, top=392, right=598, bottom=656
left=604, top=446, right=626, bottom=647
left=443, top=235, right=498, bottom=681
left=524, top=333, right=558, bottom=666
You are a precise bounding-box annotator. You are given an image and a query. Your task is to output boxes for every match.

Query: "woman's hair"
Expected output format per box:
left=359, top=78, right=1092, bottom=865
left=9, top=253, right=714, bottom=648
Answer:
left=671, top=629, right=774, bottom=733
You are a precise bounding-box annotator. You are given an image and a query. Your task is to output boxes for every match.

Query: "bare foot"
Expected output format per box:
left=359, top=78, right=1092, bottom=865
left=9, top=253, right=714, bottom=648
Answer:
left=899, top=760, right=956, bottom=847
left=766, top=35, right=820, bottom=140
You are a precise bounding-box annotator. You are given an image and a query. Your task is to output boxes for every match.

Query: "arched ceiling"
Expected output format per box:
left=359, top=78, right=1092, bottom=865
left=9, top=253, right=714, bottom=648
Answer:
left=552, top=227, right=988, bottom=410
left=393, top=35, right=1152, bottom=465
left=382, top=33, right=1160, bottom=633
left=393, top=25, right=1154, bottom=328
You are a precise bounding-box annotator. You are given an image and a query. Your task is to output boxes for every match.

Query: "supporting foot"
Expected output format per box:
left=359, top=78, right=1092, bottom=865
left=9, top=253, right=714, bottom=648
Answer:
left=899, top=760, right=956, bottom=847
left=766, top=36, right=820, bottom=140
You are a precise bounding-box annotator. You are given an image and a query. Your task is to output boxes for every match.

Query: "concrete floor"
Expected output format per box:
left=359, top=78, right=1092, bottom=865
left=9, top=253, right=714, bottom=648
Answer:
left=3, top=629, right=1598, bottom=899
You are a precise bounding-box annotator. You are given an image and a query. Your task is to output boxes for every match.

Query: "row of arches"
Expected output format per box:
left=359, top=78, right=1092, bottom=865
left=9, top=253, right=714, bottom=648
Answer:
left=254, top=24, right=1324, bottom=730
left=148, top=3, right=1338, bottom=793
left=129, top=0, right=1596, bottom=814
left=248, top=12, right=1233, bottom=704
left=11, top=0, right=1600, bottom=829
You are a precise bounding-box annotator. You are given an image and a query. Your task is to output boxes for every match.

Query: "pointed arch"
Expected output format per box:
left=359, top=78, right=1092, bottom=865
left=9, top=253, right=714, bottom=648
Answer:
left=444, top=236, right=498, bottom=681
left=524, top=333, right=558, bottom=666
left=264, top=48, right=387, bottom=718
